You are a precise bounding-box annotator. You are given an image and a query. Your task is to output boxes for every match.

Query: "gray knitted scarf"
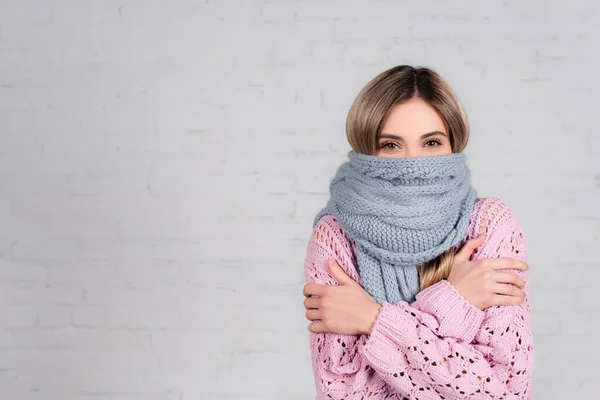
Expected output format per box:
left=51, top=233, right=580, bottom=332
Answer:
left=313, top=150, right=477, bottom=304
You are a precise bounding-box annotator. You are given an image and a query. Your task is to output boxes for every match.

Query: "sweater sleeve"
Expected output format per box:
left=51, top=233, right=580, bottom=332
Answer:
left=359, top=198, right=535, bottom=399
left=304, top=215, right=391, bottom=399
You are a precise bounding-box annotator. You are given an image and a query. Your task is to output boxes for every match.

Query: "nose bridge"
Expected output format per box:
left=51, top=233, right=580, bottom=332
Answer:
left=404, top=143, right=418, bottom=158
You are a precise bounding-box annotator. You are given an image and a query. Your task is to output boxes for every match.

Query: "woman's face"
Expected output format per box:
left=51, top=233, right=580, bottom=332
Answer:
left=376, top=97, right=452, bottom=158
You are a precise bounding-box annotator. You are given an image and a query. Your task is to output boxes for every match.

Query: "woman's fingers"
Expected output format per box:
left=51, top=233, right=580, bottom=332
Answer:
left=305, top=309, right=322, bottom=322
left=484, top=257, right=529, bottom=271
left=489, top=282, right=525, bottom=298
left=493, top=271, right=525, bottom=288
left=490, top=293, right=525, bottom=307
left=303, top=283, right=327, bottom=297
left=455, top=234, right=486, bottom=262
left=308, top=321, right=327, bottom=333
left=328, top=259, right=355, bottom=285
left=303, top=296, right=320, bottom=310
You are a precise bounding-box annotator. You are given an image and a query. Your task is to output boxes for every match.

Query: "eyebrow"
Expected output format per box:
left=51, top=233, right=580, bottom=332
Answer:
left=379, top=131, right=447, bottom=140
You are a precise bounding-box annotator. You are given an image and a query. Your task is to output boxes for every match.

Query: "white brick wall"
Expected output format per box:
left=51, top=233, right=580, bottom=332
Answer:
left=0, top=1, right=598, bottom=399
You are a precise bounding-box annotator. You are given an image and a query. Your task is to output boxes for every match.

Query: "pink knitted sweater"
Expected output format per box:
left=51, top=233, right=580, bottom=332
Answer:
left=304, top=197, right=534, bottom=400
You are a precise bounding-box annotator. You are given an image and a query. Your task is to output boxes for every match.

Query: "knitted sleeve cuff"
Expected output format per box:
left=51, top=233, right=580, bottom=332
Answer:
left=411, top=279, right=485, bottom=343
left=359, top=282, right=485, bottom=370
left=359, top=302, right=410, bottom=372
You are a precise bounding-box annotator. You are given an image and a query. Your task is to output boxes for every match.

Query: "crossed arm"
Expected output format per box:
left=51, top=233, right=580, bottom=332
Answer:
left=303, top=200, right=534, bottom=399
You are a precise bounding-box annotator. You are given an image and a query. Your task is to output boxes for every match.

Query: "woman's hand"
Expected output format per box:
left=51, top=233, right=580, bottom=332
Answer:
left=303, top=259, right=382, bottom=335
left=448, top=234, right=529, bottom=310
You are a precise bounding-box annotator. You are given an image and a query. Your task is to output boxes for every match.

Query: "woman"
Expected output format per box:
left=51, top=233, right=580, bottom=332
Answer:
left=302, top=65, right=534, bottom=399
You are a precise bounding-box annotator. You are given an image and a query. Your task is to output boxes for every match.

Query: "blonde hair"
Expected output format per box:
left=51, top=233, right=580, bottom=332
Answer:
left=345, top=65, right=469, bottom=290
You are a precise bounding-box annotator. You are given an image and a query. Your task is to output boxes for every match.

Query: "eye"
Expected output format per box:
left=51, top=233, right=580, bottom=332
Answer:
left=424, top=139, right=442, bottom=147
left=381, top=141, right=400, bottom=150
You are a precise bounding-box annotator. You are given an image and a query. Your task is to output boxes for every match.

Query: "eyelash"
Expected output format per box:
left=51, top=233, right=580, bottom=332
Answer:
left=382, top=142, right=399, bottom=149
left=425, top=139, right=442, bottom=147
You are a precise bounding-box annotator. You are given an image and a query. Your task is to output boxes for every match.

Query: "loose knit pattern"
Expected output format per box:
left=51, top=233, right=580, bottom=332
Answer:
left=313, top=151, right=477, bottom=304
left=304, top=198, right=534, bottom=400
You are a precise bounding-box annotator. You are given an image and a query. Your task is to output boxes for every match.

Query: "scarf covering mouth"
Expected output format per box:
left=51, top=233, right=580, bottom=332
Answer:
left=313, top=150, right=477, bottom=304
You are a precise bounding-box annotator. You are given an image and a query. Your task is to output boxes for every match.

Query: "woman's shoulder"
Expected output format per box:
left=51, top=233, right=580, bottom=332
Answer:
left=308, top=214, right=360, bottom=281
left=311, top=214, right=357, bottom=256
left=471, top=196, right=523, bottom=233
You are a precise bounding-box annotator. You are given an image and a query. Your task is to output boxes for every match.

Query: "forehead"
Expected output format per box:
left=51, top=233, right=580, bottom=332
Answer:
left=381, top=98, right=446, bottom=135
